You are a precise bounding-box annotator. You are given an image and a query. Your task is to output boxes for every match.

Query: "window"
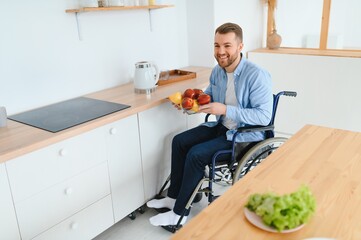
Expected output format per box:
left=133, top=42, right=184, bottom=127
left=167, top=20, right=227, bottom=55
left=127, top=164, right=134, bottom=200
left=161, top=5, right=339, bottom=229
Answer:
left=267, top=0, right=361, bottom=52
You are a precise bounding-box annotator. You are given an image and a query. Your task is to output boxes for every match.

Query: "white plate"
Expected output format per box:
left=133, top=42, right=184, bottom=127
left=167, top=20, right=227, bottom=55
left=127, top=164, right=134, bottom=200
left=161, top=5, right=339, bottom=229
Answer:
left=244, top=208, right=305, bottom=233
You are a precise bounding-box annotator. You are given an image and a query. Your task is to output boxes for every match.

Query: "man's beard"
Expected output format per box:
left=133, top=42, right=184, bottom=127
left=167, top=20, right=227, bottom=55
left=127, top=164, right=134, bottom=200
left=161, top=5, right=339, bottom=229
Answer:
left=215, top=53, right=238, bottom=68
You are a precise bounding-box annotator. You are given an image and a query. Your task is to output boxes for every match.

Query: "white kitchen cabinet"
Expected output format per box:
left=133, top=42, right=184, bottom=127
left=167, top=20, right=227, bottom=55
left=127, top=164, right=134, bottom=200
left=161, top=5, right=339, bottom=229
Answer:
left=6, top=128, right=107, bottom=203
left=104, top=114, right=145, bottom=222
left=5, top=127, right=111, bottom=240
left=32, top=195, right=113, bottom=240
left=138, top=102, right=187, bottom=200
left=0, top=163, right=20, bottom=240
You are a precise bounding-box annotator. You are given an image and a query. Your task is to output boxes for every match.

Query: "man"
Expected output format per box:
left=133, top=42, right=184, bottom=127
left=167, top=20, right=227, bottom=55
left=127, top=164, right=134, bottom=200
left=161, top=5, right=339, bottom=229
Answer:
left=147, top=22, right=273, bottom=227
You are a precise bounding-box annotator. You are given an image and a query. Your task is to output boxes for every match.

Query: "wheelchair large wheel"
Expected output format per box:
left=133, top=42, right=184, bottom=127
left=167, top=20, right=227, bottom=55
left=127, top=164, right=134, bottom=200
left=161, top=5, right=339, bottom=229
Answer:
left=232, top=137, right=287, bottom=184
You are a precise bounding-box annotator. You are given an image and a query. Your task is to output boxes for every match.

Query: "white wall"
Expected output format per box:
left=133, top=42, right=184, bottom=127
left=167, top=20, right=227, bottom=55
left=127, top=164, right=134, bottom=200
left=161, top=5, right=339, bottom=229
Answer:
left=214, top=0, right=265, bottom=54
left=0, top=0, right=266, bottom=115
left=249, top=52, right=361, bottom=134
left=186, top=0, right=265, bottom=67
left=0, top=0, right=187, bottom=115
left=186, top=0, right=215, bottom=67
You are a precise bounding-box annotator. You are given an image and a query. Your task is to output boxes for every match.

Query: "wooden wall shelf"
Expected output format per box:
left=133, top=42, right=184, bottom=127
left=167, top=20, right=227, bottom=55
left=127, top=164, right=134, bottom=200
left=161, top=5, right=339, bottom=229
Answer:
left=249, top=48, right=361, bottom=58
left=65, top=4, right=174, bottom=39
left=65, top=5, right=174, bottom=13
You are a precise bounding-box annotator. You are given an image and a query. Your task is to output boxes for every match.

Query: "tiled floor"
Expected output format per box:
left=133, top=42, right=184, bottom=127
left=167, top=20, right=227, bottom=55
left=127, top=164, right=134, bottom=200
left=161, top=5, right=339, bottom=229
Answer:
left=93, top=183, right=230, bottom=240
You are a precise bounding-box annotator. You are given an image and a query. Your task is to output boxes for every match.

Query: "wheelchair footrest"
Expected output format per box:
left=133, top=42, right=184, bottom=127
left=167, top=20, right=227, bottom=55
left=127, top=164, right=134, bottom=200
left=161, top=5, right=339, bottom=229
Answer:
left=210, top=195, right=220, bottom=203
left=154, top=194, right=165, bottom=199
left=161, top=224, right=182, bottom=233
left=154, top=207, right=171, bottom=213
left=199, top=187, right=212, bottom=194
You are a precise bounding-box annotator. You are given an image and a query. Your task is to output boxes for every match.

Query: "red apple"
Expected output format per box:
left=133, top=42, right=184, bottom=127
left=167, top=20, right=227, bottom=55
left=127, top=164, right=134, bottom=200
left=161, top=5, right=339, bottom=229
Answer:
left=197, top=94, right=211, bottom=105
left=182, top=97, right=194, bottom=110
left=183, top=89, right=195, bottom=99
left=193, top=89, right=204, bottom=99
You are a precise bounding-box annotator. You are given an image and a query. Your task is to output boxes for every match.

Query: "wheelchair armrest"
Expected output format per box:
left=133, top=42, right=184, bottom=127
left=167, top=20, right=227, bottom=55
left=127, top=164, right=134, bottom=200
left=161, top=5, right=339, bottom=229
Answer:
left=205, top=113, right=212, bottom=122
left=230, top=125, right=274, bottom=146
left=236, top=125, right=274, bottom=133
left=204, top=114, right=274, bottom=134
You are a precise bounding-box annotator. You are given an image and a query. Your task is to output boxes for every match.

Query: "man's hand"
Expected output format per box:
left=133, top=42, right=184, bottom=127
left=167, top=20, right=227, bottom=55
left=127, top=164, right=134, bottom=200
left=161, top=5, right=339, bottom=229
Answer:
left=198, top=102, right=227, bottom=115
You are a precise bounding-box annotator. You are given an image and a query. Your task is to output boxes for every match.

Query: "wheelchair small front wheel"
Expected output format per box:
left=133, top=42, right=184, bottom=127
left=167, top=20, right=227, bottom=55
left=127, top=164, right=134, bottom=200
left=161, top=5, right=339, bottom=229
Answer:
left=193, top=192, right=203, bottom=203
left=128, top=211, right=136, bottom=220
left=232, top=137, right=288, bottom=184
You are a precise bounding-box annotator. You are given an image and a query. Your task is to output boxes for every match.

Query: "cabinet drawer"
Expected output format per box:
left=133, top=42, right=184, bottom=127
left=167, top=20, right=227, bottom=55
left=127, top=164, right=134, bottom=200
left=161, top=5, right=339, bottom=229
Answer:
left=6, top=127, right=107, bottom=203
left=15, top=162, right=110, bottom=240
left=32, top=195, right=113, bottom=240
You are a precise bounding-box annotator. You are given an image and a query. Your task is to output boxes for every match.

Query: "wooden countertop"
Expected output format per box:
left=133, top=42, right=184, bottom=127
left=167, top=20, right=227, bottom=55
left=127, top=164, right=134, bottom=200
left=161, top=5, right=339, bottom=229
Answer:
left=172, top=124, right=361, bottom=240
left=0, top=66, right=212, bottom=163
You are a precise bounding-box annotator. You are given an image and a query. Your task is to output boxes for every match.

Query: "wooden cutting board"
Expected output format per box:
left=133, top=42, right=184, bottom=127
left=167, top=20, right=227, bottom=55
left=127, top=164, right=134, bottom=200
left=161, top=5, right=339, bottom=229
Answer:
left=157, top=69, right=197, bottom=86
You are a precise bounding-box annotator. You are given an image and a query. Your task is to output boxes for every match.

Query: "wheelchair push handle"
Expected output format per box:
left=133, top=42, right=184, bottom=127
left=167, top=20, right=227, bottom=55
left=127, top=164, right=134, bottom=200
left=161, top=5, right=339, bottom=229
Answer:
left=282, top=91, right=297, bottom=97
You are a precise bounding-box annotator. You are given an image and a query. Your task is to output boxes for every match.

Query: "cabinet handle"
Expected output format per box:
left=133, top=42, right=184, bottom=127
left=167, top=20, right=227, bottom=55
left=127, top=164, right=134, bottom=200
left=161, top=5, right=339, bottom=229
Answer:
left=59, top=148, right=68, bottom=156
left=70, top=222, right=79, bottom=230
left=64, top=187, right=73, bottom=196
left=109, top=128, right=117, bottom=135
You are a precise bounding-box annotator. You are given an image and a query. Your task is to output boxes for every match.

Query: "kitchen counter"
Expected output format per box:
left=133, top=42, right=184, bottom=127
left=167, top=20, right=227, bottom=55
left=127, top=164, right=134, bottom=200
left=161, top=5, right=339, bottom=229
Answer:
left=0, top=66, right=212, bottom=163
left=172, top=124, right=361, bottom=239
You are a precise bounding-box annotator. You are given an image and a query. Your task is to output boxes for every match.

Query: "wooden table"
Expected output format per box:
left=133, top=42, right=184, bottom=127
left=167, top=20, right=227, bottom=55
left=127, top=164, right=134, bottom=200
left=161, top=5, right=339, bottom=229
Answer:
left=172, top=125, right=361, bottom=240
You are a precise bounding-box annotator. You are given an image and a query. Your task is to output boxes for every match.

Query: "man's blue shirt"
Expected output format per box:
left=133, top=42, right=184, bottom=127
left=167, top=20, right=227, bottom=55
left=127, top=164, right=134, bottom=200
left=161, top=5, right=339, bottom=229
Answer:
left=202, top=55, right=273, bottom=142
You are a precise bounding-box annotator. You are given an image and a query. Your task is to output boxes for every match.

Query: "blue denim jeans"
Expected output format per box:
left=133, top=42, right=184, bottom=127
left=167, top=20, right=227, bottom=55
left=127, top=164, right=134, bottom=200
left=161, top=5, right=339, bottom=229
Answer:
left=167, top=123, right=233, bottom=216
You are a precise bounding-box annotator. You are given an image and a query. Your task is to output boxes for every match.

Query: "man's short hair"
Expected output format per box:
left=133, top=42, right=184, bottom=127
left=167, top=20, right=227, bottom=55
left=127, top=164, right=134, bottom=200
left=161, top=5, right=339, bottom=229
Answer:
left=215, top=23, right=243, bottom=43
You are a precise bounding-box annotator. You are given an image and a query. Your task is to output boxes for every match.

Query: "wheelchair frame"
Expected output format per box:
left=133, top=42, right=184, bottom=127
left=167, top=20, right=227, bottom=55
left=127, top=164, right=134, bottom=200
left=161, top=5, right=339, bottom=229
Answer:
left=156, top=91, right=297, bottom=233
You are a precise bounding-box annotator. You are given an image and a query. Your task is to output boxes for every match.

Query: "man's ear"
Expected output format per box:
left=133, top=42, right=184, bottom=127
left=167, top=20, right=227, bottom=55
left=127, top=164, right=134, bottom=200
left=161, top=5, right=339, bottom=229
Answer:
left=238, top=42, right=244, bottom=52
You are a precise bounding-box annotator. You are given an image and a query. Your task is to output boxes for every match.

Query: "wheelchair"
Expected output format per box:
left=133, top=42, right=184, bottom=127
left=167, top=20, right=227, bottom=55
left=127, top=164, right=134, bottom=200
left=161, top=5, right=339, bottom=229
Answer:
left=154, top=91, right=297, bottom=233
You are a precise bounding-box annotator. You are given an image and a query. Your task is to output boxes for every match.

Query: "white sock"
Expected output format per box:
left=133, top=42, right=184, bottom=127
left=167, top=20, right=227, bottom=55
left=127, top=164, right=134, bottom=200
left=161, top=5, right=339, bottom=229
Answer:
left=149, top=211, right=187, bottom=226
left=146, top=197, right=176, bottom=209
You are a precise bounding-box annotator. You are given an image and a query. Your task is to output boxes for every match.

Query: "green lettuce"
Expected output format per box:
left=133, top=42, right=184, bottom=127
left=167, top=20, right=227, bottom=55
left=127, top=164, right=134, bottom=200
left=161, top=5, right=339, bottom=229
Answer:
left=245, top=185, right=316, bottom=232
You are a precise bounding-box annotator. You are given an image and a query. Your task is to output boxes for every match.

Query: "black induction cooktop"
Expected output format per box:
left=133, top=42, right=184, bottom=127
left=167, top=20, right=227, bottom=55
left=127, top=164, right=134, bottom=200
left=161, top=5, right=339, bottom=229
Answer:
left=9, top=97, right=130, bottom=133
